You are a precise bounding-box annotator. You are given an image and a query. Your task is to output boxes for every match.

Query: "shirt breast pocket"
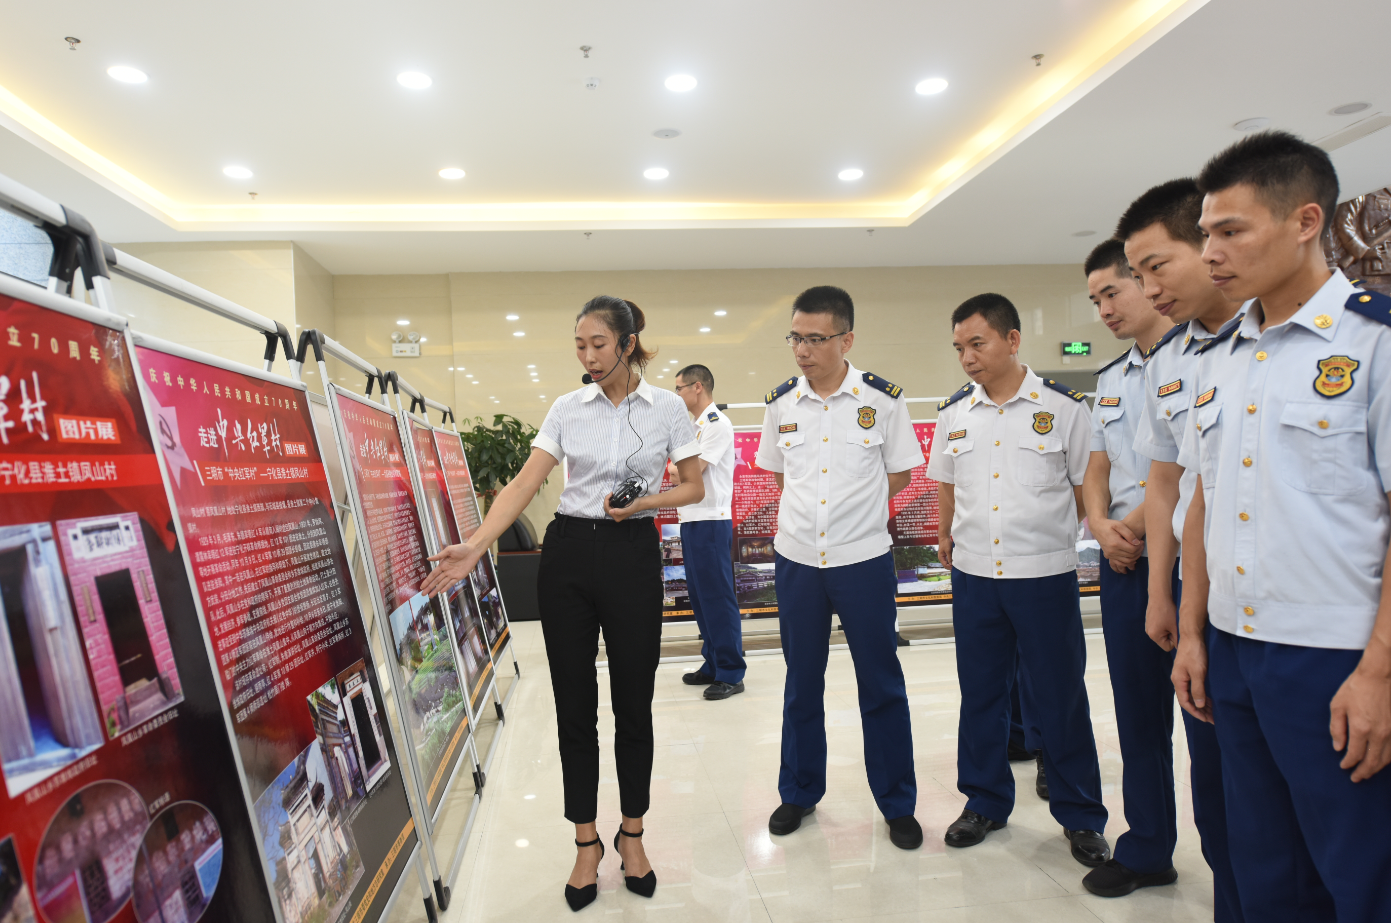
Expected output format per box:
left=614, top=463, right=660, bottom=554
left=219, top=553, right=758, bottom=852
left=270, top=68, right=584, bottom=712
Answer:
left=1016, top=437, right=1066, bottom=486
left=1099, top=406, right=1127, bottom=462
left=1193, top=403, right=1222, bottom=486
left=779, top=432, right=811, bottom=479
left=842, top=431, right=884, bottom=478
left=946, top=438, right=976, bottom=486
left=1277, top=401, right=1370, bottom=495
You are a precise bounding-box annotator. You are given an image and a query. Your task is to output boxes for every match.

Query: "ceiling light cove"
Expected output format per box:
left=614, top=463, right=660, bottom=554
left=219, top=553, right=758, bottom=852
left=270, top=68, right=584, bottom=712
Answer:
left=439, top=168, right=465, bottom=180
left=644, top=168, right=669, bottom=180
left=107, top=66, right=148, bottom=84
left=915, top=77, right=948, bottom=95
left=397, top=72, right=432, bottom=90
left=838, top=169, right=864, bottom=182
left=223, top=166, right=253, bottom=179
left=664, top=74, right=697, bottom=92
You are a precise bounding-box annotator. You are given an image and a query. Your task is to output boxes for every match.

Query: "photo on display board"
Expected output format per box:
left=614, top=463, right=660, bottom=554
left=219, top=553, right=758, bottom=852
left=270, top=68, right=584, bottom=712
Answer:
left=56, top=513, right=184, bottom=742
left=254, top=743, right=364, bottom=923
left=468, top=557, right=507, bottom=652
left=333, top=662, right=391, bottom=794
left=0, top=835, right=38, bottom=923
left=385, top=594, right=464, bottom=775
left=130, top=802, right=222, bottom=923
left=659, top=524, right=683, bottom=568
left=892, top=545, right=951, bottom=595
left=661, top=566, right=689, bottom=610
left=444, top=588, right=490, bottom=706
left=0, top=524, right=105, bottom=800
left=33, top=780, right=147, bottom=923
left=305, top=679, right=369, bottom=819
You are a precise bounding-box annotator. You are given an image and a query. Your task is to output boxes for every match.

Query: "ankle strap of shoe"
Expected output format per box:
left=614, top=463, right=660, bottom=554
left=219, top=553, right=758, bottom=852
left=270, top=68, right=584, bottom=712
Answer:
left=618, top=828, right=644, bottom=838
left=575, top=837, right=601, bottom=847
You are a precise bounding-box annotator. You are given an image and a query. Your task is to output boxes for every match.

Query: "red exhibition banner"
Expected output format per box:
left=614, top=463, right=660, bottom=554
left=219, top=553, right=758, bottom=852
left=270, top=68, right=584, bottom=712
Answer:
left=731, top=431, right=780, bottom=616
left=890, top=422, right=952, bottom=603
left=332, top=392, right=469, bottom=813
left=132, top=337, right=417, bottom=923
left=0, top=287, right=277, bottom=923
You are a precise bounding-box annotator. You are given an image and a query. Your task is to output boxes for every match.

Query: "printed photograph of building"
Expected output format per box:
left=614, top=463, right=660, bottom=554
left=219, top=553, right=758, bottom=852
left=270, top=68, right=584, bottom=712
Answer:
left=55, top=514, right=183, bottom=739
left=385, top=594, right=465, bottom=789
left=34, top=780, right=147, bottom=923
left=333, top=662, right=391, bottom=794
left=0, top=523, right=105, bottom=799
left=306, top=679, right=368, bottom=820
left=732, top=563, right=777, bottom=608
left=892, top=545, right=952, bottom=596
left=131, top=802, right=223, bottom=923
left=0, top=836, right=37, bottom=923
left=737, top=538, right=776, bottom=566
left=659, top=524, right=683, bottom=567
left=446, top=588, right=490, bottom=705
left=470, top=557, right=508, bottom=653
left=256, top=743, right=364, bottom=923
left=662, top=566, right=689, bottom=609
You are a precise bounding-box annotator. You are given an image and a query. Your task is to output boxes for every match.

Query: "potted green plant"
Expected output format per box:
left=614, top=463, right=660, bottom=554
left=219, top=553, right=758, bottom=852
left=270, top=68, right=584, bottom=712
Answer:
left=460, top=413, right=545, bottom=511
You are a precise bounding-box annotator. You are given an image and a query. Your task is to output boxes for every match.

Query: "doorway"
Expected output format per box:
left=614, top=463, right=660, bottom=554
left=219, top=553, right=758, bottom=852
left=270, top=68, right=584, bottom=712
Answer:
left=348, top=693, right=381, bottom=770
left=94, top=570, right=157, bottom=691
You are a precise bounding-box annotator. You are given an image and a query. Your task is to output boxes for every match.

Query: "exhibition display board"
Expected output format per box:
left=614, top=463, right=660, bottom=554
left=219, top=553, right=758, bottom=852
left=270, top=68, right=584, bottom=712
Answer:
left=0, top=282, right=280, bottom=923
left=129, top=333, right=419, bottom=923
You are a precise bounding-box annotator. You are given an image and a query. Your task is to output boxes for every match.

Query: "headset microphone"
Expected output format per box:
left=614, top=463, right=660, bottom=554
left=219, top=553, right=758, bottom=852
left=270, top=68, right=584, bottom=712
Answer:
left=580, top=335, right=631, bottom=385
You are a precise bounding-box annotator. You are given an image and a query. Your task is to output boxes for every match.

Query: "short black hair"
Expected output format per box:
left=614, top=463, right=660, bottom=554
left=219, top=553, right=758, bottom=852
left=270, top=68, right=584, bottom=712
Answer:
left=952, top=293, right=1020, bottom=339
left=1197, top=130, right=1339, bottom=233
left=792, top=285, right=854, bottom=332
left=1114, top=178, right=1204, bottom=248
left=1083, top=238, right=1130, bottom=278
left=676, top=364, right=714, bottom=394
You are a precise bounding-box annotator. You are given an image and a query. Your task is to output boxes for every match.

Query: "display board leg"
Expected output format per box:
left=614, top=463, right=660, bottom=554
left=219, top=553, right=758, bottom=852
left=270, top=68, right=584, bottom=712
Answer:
left=416, top=855, right=440, bottom=923
left=495, top=701, right=506, bottom=721
left=434, top=877, right=451, bottom=911
left=445, top=791, right=484, bottom=894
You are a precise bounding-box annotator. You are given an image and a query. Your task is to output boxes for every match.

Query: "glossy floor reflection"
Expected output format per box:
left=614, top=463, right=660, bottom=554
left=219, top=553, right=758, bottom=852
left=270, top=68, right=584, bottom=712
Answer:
left=439, top=623, right=1216, bottom=922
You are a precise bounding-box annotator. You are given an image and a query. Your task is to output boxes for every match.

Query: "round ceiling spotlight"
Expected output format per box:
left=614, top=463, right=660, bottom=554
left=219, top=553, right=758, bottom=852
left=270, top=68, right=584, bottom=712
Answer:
left=439, top=167, right=465, bottom=179
left=223, top=165, right=253, bottom=179
left=644, top=167, right=670, bottom=180
left=838, top=168, right=864, bottom=181
left=397, top=319, right=410, bottom=326
left=664, top=74, right=697, bottom=92
left=653, top=128, right=682, bottom=139
left=107, top=65, right=148, bottom=84
left=1331, top=102, right=1371, bottom=115
left=397, top=72, right=432, bottom=90
left=1233, top=117, right=1270, bottom=132
left=915, top=77, right=948, bottom=96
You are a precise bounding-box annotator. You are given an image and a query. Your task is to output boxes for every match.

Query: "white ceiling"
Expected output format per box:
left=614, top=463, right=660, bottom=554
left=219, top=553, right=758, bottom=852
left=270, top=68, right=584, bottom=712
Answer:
left=1, top=0, right=1389, bottom=274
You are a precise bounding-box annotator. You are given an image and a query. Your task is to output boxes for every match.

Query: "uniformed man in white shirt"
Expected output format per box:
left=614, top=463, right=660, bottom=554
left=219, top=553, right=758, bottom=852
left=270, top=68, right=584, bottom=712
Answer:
left=755, top=285, right=926, bottom=850
left=928, top=293, right=1110, bottom=866
left=1079, top=239, right=1179, bottom=897
left=669, top=363, right=746, bottom=700
left=1174, top=131, right=1391, bottom=923
left=1116, top=178, right=1243, bottom=921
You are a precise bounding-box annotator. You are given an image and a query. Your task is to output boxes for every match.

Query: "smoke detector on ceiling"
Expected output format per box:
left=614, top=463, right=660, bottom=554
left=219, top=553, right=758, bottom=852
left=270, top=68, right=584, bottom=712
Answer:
left=653, top=128, right=681, bottom=139
left=585, top=76, right=600, bottom=90
left=1233, top=117, right=1271, bottom=132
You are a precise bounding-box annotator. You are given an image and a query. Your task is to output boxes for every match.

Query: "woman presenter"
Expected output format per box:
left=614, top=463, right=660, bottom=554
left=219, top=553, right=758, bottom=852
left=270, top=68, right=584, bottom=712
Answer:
left=421, top=295, right=704, bottom=911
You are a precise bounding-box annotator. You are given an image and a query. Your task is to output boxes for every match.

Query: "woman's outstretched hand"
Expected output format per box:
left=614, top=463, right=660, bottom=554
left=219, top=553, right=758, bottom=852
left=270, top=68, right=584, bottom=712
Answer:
left=422, top=542, right=485, bottom=597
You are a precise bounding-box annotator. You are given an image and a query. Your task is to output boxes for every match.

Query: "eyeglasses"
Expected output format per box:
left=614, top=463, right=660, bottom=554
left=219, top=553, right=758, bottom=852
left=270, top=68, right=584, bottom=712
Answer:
left=673, top=382, right=697, bottom=392
left=785, top=332, right=847, bottom=348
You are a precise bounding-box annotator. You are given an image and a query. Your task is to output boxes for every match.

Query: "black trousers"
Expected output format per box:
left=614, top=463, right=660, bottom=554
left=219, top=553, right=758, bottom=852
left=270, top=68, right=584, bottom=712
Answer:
left=538, top=514, right=663, bottom=823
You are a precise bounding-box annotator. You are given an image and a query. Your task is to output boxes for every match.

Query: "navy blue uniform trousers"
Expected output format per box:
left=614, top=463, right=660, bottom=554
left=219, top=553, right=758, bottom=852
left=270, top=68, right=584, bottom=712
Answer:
left=1209, top=628, right=1391, bottom=923
left=1009, top=653, right=1040, bottom=753
left=1099, top=555, right=1177, bottom=874
left=681, top=519, right=746, bottom=684
left=1172, top=566, right=1243, bottom=923
left=776, top=551, right=916, bottom=819
left=952, top=568, right=1107, bottom=831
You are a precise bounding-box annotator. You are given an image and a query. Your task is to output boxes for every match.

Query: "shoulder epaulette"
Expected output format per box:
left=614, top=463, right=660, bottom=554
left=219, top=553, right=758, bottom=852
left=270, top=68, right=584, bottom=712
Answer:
left=1042, top=379, right=1087, bottom=402
left=765, top=377, right=798, bottom=404
left=1144, top=323, right=1186, bottom=359
left=1344, top=289, right=1391, bottom=326
left=937, top=382, right=974, bottom=411
left=1196, top=312, right=1247, bottom=354
left=1093, top=347, right=1131, bottom=376
left=860, top=371, right=902, bottom=399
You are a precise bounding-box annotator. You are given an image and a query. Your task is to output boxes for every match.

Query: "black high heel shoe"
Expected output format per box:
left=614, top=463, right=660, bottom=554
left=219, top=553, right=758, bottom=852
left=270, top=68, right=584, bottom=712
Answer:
left=613, top=827, right=657, bottom=897
left=564, top=837, right=604, bottom=912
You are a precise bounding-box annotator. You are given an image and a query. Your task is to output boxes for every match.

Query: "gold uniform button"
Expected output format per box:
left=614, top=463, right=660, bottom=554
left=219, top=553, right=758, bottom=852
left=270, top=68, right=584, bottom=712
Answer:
left=1239, top=512, right=1250, bottom=521
left=1247, top=404, right=1257, bottom=414
left=1318, top=420, right=1329, bottom=429
left=996, top=571, right=1003, bottom=576
left=1243, top=457, right=1252, bottom=467
left=1038, top=444, right=1044, bottom=450
left=785, top=441, right=791, bottom=446
left=823, top=436, right=829, bottom=442
left=1314, top=314, right=1333, bottom=328
left=1139, top=479, right=1147, bottom=486
left=1236, top=565, right=1245, bottom=574
left=993, top=538, right=1000, bottom=545
left=853, top=387, right=859, bottom=395
left=993, top=472, right=999, bottom=479
left=952, top=448, right=958, bottom=453
left=820, top=551, right=825, bottom=557
left=1256, top=351, right=1267, bottom=361
left=864, top=438, right=870, bottom=444
left=823, top=405, right=828, bottom=411
left=1165, top=408, right=1172, bottom=417
left=822, top=467, right=827, bottom=473
left=1030, top=392, right=1038, bottom=399
left=998, top=408, right=1004, bottom=415
left=1243, top=625, right=1255, bottom=633
left=1360, top=294, right=1372, bottom=303
left=821, top=561, right=827, bottom=566
left=820, top=499, right=826, bottom=505
left=992, top=505, right=998, bottom=511
left=820, top=531, right=825, bottom=537
left=996, top=560, right=1002, bottom=566
left=1243, top=606, right=1254, bottom=615
left=994, top=440, right=1000, bottom=446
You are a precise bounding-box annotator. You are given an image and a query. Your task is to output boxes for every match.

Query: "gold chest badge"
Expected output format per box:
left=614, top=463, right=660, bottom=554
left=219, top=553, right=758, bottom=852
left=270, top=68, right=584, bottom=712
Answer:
left=1032, top=411, right=1054, bottom=434
left=1314, top=355, right=1358, bottom=397
left=857, top=406, right=876, bottom=429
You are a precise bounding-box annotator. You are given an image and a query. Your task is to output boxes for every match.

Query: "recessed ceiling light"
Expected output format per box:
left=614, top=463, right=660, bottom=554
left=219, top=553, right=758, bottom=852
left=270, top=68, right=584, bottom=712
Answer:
left=107, top=66, right=148, bottom=84
left=664, top=74, right=697, bottom=92
left=657, top=375, right=665, bottom=379
left=838, top=168, right=864, bottom=182
left=653, top=128, right=681, bottom=139
left=1233, top=117, right=1270, bottom=132
left=644, top=167, right=669, bottom=180
left=439, top=168, right=465, bottom=180
left=397, top=72, right=432, bottom=90
left=1331, top=102, right=1371, bottom=115
left=527, top=364, right=536, bottom=368
left=1072, top=230, right=1096, bottom=237
left=397, top=319, right=410, bottom=326
left=447, top=367, right=454, bottom=370
left=699, top=327, right=711, bottom=333
left=223, top=166, right=253, bottom=179
left=506, top=314, right=520, bottom=320
left=471, top=381, right=479, bottom=384
left=493, top=400, right=500, bottom=404
left=513, top=331, right=525, bottom=337
left=915, top=77, right=948, bottom=96
left=465, top=374, right=473, bottom=378
left=714, top=310, right=727, bottom=316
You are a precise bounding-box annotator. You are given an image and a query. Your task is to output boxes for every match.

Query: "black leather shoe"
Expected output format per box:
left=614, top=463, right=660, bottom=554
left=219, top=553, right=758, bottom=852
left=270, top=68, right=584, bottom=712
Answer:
left=703, top=681, right=744, bottom=700
left=613, top=828, right=656, bottom=898
left=682, top=670, right=715, bottom=686
left=768, top=803, right=814, bottom=835
left=1082, top=859, right=1178, bottom=897
left=943, top=809, right=1004, bottom=848
left=886, top=815, right=923, bottom=850
left=1064, top=828, right=1112, bottom=867
left=1008, top=741, right=1039, bottom=762
left=563, top=837, right=604, bottom=912
left=1035, top=752, right=1050, bottom=800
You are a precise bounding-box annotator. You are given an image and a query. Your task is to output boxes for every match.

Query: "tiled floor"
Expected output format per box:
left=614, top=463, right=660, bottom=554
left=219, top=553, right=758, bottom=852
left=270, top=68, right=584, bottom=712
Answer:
left=408, top=622, right=1216, bottom=923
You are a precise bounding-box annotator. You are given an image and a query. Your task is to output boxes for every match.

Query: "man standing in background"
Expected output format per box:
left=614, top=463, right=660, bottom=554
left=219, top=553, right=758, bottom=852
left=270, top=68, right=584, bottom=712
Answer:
left=670, top=364, right=746, bottom=700
left=1080, top=238, right=1178, bottom=897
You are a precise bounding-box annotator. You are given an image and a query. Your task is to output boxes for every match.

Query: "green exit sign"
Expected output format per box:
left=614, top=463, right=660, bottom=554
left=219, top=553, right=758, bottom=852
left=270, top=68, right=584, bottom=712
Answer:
left=1061, top=341, right=1092, bottom=356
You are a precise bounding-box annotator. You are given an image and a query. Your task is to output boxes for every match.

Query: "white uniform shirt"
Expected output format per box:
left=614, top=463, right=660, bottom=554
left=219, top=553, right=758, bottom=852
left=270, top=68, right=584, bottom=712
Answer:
left=1178, top=272, right=1391, bottom=649
left=927, top=366, right=1091, bottom=579
left=1132, top=318, right=1224, bottom=544
left=678, top=403, right=736, bottom=522
left=1090, top=343, right=1152, bottom=527
left=755, top=362, right=924, bottom=568
left=534, top=377, right=699, bottom=520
